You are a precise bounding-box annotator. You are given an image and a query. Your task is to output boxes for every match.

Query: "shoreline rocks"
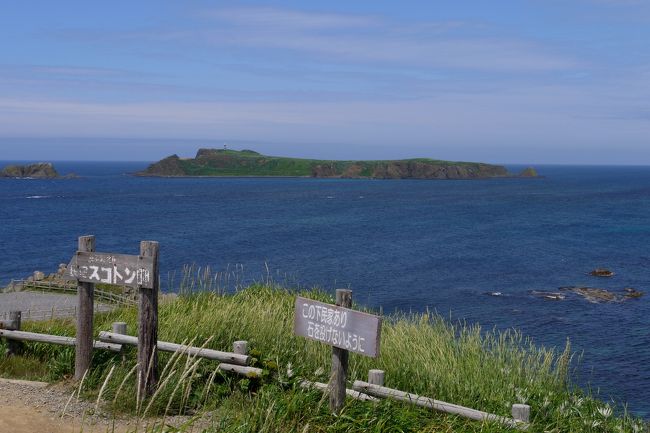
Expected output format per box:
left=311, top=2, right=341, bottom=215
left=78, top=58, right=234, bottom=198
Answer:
left=531, top=286, right=644, bottom=303
left=530, top=291, right=566, bottom=301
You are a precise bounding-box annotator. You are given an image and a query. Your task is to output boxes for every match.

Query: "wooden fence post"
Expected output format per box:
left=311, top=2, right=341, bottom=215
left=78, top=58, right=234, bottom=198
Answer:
left=330, top=289, right=352, bottom=414
left=5, top=311, right=23, bottom=356
left=368, top=369, right=385, bottom=386
left=75, top=235, right=95, bottom=380
left=112, top=322, right=127, bottom=335
left=138, top=240, right=159, bottom=397
left=233, top=340, right=248, bottom=355
left=113, top=322, right=128, bottom=363
left=511, top=404, right=531, bottom=423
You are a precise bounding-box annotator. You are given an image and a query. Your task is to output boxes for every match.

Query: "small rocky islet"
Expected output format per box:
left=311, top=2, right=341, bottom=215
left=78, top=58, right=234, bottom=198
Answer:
left=0, top=162, right=76, bottom=179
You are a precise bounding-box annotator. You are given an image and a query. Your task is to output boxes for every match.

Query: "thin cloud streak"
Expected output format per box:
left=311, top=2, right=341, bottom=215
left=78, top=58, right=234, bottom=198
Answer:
left=69, top=7, right=578, bottom=73
left=0, top=79, right=647, bottom=143
left=202, top=7, right=381, bottom=29
left=207, top=32, right=578, bottom=72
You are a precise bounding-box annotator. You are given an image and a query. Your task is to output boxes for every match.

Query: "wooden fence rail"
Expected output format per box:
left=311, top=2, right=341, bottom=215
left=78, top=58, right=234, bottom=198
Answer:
left=0, top=305, right=113, bottom=322
left=0, top=329, right=122, bottom=352
left=353, top=369, right=530, bottom=431
left=299, top=379, right=378, bottom=402
left=9, top=279, right=136, bottom=307
left=98, top=331, right=252, bottom=366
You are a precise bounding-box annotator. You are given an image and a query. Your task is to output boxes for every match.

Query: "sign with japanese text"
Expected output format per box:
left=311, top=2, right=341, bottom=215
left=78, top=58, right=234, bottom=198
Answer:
left=65, top=252, right=154, bottom=289
left=293, top=296, right=381, bottom=358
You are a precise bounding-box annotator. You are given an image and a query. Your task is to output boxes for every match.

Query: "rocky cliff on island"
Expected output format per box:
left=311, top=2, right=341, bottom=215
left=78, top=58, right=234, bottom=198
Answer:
left=138, top=149, right=535, bottom=180
left=0, top=162, right=76, bottom=179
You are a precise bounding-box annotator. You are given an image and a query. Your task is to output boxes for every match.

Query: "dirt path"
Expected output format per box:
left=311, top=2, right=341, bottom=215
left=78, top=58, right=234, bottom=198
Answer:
left=0, top=378, right=214, bottom=433
left=0, top=404, right=127, bottom=433
left=0, top=378, right=130, bottom=433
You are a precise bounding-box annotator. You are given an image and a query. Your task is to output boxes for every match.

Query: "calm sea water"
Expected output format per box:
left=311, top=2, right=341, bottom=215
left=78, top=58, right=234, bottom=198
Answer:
left=1, top=161, right=649, bottom=416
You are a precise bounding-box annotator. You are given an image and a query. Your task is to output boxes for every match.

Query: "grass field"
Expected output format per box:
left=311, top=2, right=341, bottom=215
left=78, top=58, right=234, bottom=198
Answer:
left=0, top=277, right=645, bottom=432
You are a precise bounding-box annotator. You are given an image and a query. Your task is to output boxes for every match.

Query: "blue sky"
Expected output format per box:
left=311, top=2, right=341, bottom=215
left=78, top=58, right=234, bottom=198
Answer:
left=1, top=0, right=649, bottom=163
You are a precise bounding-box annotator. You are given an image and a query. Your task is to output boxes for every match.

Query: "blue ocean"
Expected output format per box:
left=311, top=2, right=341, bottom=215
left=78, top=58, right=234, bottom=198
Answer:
left=1, top=162, right=649, bottom=416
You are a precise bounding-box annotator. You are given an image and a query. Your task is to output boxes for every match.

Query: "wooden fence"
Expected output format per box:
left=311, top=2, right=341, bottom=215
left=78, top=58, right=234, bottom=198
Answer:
left=1, top=238, right=533, bottom=430
left=9, top=279, right=136, bottom=307
left=0, top=315, right=262, bottom=378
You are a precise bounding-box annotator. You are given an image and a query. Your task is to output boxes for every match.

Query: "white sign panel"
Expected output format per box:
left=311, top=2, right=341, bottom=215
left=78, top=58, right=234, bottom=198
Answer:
left=293, top=296, right=381, bottom=358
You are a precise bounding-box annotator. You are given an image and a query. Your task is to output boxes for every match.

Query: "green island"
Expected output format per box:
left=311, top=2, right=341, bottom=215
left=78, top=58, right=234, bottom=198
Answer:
left=1, top=276, right=643, bottom=432
left=137, top=148, right=537, bottom=179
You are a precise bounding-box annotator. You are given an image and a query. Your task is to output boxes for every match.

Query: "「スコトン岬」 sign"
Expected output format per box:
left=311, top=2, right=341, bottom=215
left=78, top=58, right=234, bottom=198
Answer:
left=66, top=251, right=155, bottom=289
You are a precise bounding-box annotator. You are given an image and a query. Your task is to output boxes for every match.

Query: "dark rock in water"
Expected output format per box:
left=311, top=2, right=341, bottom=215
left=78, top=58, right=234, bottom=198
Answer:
left=623, top=288, right=644, bottom=299
left=557, top=286, right=644, bottom=303
left=590, top=268, right=614, bottom=277
left=569, top=287, right=616, bottom=303
left=0, top=162, right=76, bottom=179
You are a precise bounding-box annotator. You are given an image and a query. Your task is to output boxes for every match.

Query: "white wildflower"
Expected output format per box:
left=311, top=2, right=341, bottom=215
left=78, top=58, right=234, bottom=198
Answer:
left=597, top=405, right=612, bottom=418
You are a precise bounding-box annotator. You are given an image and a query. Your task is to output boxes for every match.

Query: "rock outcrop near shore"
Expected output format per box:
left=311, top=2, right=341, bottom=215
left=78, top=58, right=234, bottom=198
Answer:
left=141, top=154, right=186, bottom=176
left=518, top=167, right=538, bottom=177
left=138, top=148, right=529, bottom=180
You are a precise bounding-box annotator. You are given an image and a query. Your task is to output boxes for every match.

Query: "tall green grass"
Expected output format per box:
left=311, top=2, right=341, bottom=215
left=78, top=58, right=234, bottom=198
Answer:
left=1, top=277, right=647, bottom=432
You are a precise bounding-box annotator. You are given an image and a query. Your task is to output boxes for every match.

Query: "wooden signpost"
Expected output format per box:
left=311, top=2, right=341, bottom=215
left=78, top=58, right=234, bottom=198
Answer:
left=74, top=235, right=95, bottom=381
left=138, top=241, right=159, bottom=397
left=65, top=236, right=159, bottom=396
left=294, top=289, right=382, bottom=413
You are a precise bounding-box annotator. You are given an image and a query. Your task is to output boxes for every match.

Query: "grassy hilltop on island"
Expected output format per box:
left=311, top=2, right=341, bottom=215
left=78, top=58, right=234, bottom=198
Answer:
left=137, top=148, right=535, bottom=179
